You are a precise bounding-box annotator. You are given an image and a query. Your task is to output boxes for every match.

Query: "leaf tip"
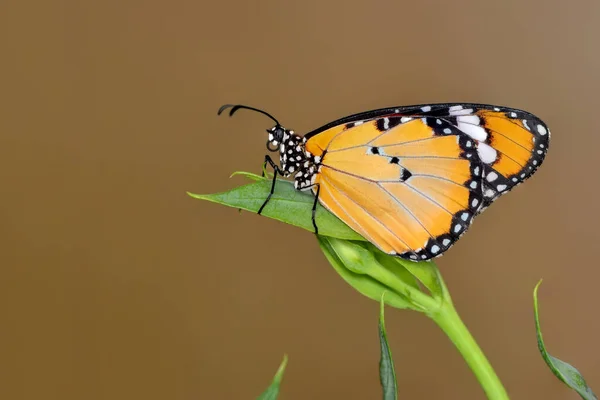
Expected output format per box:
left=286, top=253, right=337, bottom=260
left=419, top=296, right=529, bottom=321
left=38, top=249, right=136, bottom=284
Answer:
left=274, top=354, right=288, bottom=382
left=256, top=354, right=289, bottom=400
left=533, top=279, right=543, bottom=305
left=229, top=170, right=265, bottom=181
left=186, top=191, right=204, bottom=199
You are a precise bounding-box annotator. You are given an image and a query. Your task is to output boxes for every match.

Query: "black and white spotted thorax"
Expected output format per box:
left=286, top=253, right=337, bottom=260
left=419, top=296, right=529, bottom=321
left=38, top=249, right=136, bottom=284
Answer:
left=267, top=126, right=321, bottom=190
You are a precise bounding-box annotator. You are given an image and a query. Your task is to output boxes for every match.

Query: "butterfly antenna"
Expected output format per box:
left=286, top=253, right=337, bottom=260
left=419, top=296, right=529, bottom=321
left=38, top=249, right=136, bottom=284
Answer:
left=217, top=104, right=280, bottom=125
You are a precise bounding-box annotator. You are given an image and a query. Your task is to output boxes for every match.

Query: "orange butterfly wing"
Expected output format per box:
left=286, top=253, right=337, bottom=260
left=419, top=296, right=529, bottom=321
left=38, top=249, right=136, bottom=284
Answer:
left=304, top=105, right=549, bottom=260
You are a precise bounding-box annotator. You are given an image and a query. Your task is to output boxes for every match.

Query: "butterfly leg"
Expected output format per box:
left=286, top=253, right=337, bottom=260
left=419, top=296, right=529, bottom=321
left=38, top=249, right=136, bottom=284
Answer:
left=297, top=182, right=321, bottom=235
left=311, top=183, right=321, bottom=235
left=258, top=155, right=283, bottom=215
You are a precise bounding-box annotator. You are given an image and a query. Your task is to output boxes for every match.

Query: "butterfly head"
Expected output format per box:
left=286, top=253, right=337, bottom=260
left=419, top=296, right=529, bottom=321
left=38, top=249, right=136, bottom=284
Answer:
left=217, top=103, right=313, bottom=182
left=267, top=124, right=298, bottom=153
left=266, top=125, right=287, bottom=151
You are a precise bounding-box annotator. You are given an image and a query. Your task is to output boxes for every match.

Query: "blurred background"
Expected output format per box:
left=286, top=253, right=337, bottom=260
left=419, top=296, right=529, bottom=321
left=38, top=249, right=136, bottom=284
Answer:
left=2, top=0, right=599, bottom=399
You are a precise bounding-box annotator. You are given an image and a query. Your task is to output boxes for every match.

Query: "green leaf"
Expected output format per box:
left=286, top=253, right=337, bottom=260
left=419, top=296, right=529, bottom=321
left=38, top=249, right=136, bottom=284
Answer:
left=394, top=258, right=447, bottom=301
left=533, top=280, right=597, bottom=400
left=319, top=237, right=440, bottom=311
left=256, top=355, right=288, bottom=400
left=369, top=243, right=420, bottom=292
left=188, top=174, right=364, bottom=241
left=379, top=294, right=398, bottom=400
left=317, top=237, right=417, bottom=310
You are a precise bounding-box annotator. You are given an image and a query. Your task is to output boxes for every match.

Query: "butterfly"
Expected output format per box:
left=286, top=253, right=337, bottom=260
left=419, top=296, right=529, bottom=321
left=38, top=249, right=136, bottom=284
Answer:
left=217, top=103, right=550, bottom=261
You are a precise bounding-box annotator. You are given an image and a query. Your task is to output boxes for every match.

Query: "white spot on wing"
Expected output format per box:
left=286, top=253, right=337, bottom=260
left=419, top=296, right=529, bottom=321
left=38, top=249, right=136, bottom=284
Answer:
left=537, top=124, right=547, bottom=135
left=457, top=115, right=487, bottom=141
left=442, top=239, right=451, bottom=246
left=400, top=117, right=412, bottom=123
left=421, top=106, right=432, bottom=112
left=383, top=117, right=390, bottom=130
left=449, top=106, right=474, bottom=116
left=457, top=115, right=480, bottom=125
left=477, top=143, right=498, bottom=164
left=431, top=244, right=440, bottom=253
left=486, top=171, right=498, bottom=182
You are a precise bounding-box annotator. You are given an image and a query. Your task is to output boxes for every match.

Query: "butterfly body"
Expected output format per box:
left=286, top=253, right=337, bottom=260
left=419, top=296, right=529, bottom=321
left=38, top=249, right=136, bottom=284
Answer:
left=218, top=103, right=550, bottom=261
left=265, top=126, right=317, bottom=191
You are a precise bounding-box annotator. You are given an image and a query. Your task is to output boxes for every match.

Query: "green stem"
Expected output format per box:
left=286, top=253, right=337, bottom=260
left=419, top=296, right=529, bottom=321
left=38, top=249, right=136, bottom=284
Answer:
left=429, top=302, right=509, bottom=400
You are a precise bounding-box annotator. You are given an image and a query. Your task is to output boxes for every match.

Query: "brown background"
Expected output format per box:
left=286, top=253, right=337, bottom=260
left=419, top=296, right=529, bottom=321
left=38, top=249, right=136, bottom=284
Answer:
left=1, top=0, right=599, bottom=399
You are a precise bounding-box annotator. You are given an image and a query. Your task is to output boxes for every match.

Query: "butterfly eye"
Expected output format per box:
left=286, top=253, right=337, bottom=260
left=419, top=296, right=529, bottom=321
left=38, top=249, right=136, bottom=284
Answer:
left=273, top=127, right=285, bottom=141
